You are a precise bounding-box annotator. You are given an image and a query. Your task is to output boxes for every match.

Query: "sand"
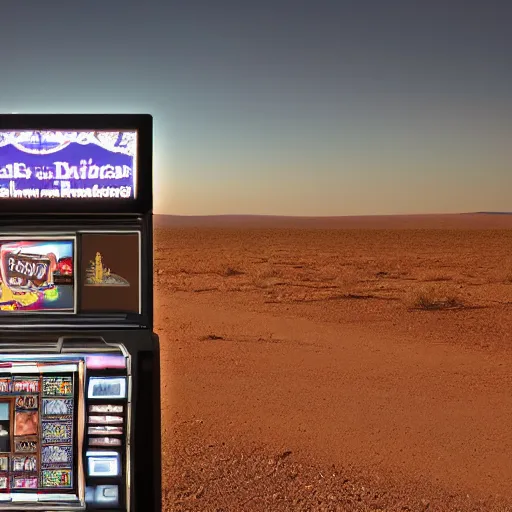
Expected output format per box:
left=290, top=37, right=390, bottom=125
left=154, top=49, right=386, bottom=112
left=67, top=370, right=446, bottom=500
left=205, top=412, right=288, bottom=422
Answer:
left=155, top=214, right=512, bottom=511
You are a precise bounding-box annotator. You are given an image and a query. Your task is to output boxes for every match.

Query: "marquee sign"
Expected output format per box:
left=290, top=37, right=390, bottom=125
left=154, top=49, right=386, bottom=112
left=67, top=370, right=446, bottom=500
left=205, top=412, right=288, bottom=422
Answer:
left=0, top=130, right=137, bottom=200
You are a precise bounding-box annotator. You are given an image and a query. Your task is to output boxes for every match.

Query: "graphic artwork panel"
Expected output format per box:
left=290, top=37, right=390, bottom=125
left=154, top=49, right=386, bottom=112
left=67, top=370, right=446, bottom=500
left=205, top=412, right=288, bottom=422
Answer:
left=14, top=439, right=37, bottom=453
left=12, top=476, right=38, bottom=488
left=16, top=395, right=38, bottom=410
left=42, top=376, right=73, bottom=397
left=42, top=421, right=73, bottom=444
left=0, top=371, right=76, bottom=492
left=43, top=398, right=74, bottom=416
left=80, top=233, right=139, bottom=313
left=11, top=455, right=37, bottom=472
left=41, top=469, right=72, bottom=488
left=41, top=445, right=73, bottom=469
left=0, top=239, right=74, bottom=312
left=14, top=411, right=38, bottom=436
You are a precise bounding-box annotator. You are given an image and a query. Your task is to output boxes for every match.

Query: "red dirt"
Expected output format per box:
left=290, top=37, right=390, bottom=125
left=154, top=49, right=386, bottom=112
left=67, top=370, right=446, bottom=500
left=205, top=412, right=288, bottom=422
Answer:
left=156, top=214, right=512, bottom=511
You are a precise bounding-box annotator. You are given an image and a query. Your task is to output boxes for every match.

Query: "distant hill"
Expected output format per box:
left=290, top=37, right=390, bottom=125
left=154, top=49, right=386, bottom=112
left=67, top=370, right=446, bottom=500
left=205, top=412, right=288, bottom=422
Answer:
left=153, top=213, right=512, bottom=229
left=474, top=211, right=512, bottom=215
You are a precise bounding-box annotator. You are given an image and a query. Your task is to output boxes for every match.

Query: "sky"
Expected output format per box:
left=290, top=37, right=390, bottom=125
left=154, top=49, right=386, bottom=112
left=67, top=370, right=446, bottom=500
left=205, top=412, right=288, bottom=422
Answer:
left=0, top=0, right=511, bottom=216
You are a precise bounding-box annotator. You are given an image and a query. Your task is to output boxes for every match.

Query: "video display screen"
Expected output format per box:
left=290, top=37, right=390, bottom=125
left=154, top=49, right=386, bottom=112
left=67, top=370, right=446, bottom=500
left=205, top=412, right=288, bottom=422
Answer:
left=86, top=451, right=120, bottom=477
left=88, top=377, right=126, bottom=400
left=0, top=130, right=137, bottom=200
left=0, top=238, right=75, bottom=313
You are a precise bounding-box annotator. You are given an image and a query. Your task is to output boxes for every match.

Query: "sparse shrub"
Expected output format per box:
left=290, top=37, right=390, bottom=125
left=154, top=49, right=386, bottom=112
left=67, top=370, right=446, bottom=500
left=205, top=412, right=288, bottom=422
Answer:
left=422, top=272, right=452, bottom=282
left=408, top=285, right=465, bottom=310
left=257, top=267, right=279, bottom=279
left=251, top=266, right=282, bottom=288
left=199, top=334, right=224, bottom=341
left=223, top=267, right=244, bottom=277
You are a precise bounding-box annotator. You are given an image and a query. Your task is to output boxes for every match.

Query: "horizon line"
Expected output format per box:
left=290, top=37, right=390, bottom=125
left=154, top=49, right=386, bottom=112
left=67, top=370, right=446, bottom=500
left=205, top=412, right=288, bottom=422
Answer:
left=154, top=212, right=512, bottom=218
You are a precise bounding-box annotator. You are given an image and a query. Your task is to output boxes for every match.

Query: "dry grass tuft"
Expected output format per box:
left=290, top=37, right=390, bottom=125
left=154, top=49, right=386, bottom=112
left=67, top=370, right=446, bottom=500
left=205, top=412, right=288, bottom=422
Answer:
left=257, top=267, right=280, bottom=279
left=223, top=267, right=245, bottom=277
left=504, top=273, right=512, bottom=284
left=250, top=266, right=283, bottom=288
left=421, top=272, right=453, bottom=282
left=198, top=334, right=224, bottom=341
left=408, top=285, right=465, bottom=310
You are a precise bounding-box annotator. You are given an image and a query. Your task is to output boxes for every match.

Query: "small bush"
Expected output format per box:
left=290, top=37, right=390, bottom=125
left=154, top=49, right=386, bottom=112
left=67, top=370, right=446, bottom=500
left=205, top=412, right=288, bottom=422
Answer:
left=257, top=268, right=279, bottom=279
left=251, top=267, right=282, bottom=288
left=223, top=267, right=244, bottom=277
left=199, top=334, right=224, bottom=341
left=409, top=286, right=465, bottom=310
left=422, top=272, right=452, bottom=282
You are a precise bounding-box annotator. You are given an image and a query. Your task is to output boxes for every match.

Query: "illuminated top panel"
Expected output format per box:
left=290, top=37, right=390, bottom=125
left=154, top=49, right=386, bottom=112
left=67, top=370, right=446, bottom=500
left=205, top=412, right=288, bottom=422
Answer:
left=0, top=130, right=137, bottom=200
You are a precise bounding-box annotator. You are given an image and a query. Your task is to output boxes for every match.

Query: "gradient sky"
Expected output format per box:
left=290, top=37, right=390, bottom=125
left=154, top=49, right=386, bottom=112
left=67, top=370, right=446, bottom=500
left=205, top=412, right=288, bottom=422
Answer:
left=1, top=1, right=511, bottom=215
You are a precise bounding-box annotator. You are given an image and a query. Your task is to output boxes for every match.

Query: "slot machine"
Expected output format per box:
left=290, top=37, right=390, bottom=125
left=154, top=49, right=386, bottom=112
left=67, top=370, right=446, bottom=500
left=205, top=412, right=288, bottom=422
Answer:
left=0, top=115, right=161, bottom=511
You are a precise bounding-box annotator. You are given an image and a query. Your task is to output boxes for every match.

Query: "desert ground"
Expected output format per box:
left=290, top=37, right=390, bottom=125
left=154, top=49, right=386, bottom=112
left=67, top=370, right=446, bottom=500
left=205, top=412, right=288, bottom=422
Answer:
left=155, top=214, right=512, bottom=511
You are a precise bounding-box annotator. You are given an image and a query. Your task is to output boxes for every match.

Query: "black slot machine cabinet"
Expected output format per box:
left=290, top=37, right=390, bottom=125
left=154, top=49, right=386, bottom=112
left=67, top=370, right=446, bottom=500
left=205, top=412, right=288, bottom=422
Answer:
left=0, top=114, right=161, bottom=511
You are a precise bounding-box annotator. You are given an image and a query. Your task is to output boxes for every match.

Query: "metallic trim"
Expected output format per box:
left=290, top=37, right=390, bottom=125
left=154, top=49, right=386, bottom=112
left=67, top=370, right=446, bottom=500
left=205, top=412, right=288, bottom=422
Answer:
left=77, top=360, right=85, bottom=504
left=0, top=324, right=140, bottom=329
